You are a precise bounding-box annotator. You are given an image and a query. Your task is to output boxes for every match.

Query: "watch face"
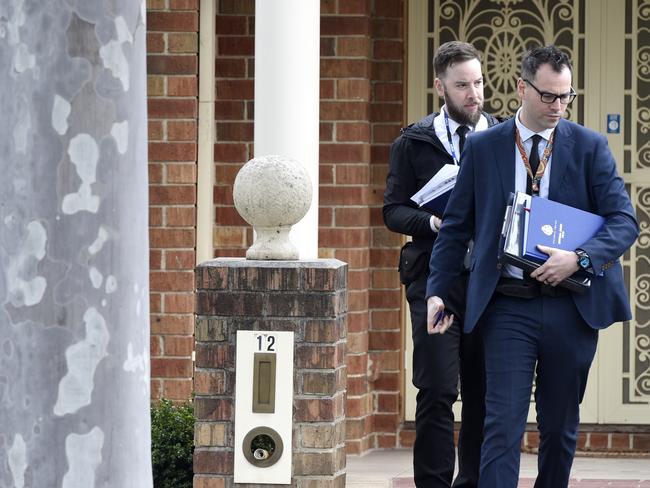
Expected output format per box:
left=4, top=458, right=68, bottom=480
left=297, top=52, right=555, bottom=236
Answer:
left=579, top=256, right=590, bottom=269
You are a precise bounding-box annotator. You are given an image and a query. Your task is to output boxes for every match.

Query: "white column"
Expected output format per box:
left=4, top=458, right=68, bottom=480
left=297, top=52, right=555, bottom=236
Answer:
left=254, top=0, right=320, bottom=259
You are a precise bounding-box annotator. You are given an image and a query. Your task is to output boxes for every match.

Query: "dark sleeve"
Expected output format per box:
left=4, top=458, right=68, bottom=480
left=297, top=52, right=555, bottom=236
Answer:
left=580, top=135, right=639, bottom=273
left=382, top=136, right=437, bottom=238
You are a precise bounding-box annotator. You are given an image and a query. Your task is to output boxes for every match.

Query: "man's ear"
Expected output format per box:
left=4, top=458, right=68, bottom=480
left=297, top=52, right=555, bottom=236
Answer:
left=516, top=78, right=526, bottom=100
left=434, top=77, right=445, bottom=98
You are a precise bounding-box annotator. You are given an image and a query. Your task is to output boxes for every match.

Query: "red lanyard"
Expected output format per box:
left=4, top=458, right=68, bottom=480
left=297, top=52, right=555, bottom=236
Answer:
left=515, top=127, right=554, bottom=195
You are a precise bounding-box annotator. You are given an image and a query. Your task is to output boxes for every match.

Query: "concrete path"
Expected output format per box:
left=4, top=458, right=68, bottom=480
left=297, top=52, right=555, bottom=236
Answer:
left=346, top=449, right=650, bottom=487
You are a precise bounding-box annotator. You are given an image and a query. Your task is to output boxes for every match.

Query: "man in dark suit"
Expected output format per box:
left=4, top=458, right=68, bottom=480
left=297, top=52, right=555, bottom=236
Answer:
left=383, top=41, right=502, bottom=488
left=425, top=45, right=639, bottom=488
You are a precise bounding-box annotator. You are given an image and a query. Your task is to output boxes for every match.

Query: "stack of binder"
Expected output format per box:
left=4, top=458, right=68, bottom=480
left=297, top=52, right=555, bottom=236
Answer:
left=499, top=192, right=604, bottom=293
left=410, top=164, right=459, bottom=217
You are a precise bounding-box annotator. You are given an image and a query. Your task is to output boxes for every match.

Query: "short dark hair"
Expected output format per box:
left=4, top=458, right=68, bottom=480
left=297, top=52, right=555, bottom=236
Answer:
left=521, top=45, right=572, bottom=80
left=433, top=41, right=481, bottom=78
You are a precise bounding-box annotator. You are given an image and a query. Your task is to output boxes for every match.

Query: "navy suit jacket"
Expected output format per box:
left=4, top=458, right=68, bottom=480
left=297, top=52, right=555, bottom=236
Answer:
left=426, top=117, right=639, bottom=333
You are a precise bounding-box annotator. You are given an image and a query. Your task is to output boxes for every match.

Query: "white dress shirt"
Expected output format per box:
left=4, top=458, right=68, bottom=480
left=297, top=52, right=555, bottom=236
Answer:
left=503, top=107, right=555, bottom=278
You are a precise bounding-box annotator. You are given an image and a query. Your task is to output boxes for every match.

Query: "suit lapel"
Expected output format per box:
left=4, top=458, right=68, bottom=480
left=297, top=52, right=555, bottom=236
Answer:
left=548, top=119, right=574, bottom=201
left=492, top=118, right=517, bottom=204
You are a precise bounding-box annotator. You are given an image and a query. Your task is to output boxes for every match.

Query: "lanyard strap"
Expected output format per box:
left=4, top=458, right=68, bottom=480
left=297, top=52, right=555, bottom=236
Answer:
left=515, top=127, right=554, bottom=195
left=443, top=109, right=462, bottom=165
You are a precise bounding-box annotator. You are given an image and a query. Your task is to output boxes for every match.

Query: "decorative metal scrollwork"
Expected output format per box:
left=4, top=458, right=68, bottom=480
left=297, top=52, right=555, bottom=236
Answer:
left=433, top=0, right=579, bottom=119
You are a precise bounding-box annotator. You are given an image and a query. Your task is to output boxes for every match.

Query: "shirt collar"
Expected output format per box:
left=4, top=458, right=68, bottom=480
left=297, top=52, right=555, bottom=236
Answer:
left=515, top=107, right=554, bottom=142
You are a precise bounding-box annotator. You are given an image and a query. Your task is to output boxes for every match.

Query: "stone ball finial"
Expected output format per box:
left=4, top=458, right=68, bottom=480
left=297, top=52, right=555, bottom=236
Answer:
left=233, top=155, right=313, bottom=260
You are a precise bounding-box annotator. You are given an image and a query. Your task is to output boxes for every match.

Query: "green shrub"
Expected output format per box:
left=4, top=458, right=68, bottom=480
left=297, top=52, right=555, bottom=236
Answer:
left=151, top=399, right=194, bottom=488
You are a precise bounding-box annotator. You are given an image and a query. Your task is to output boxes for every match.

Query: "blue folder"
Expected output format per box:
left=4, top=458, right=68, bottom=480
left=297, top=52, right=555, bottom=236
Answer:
left=523, top=196, right=605, bottom=263
left=420, top=188, right=452, bottom=217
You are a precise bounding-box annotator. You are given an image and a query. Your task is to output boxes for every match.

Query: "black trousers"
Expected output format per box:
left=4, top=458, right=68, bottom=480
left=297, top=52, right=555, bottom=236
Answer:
left=407, top=273, right=485, bottom=488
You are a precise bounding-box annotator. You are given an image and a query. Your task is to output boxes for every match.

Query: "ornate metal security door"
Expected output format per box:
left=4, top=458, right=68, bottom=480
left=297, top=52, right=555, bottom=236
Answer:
left=404, top=0, right=650, bottom=425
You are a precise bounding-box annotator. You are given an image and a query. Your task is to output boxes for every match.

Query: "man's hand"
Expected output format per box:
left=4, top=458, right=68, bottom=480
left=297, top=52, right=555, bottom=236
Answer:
left=427, top=296, right=454, bottom=334
left=529, top=245, right=579, bottom=286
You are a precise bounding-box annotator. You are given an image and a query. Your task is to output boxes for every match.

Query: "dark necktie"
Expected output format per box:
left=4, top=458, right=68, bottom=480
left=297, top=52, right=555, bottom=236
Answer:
left=456, top=125, right=470, bottom=155
left=526, top=134, right=542, bottom=194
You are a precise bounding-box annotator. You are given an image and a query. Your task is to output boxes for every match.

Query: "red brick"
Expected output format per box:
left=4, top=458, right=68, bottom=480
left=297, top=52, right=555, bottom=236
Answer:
left=320, top=164, right=334, bottom=184
left=347, top=354, right=368, bottom=375
left=151, top=357, right=193, bottom=377
left=320, top=186, right=369, bottom=205
left=321, top=101, right=369, bottom=121
left=168, top=76, right=198, bottom=96
left=611, top=433, right=631, bottom=450
left=150, top=249, right=162, bottom=269
left=339, top=0, right=371, bottom=15
left=371, top=310, right=400, bottom=330
left=150, top=271, right=195, bottom=291
left=150, top=142, right=197, bottom=162
left=632, top=433, right=650, bottom=451
left=216, top=80, right=254, bottom=99
left=375, top=0, right=403, bottom=17
left=373, top=124, right=401, bottom=144
left=588, top=433, right=608, bottom=450
left=148, top=99, right=197, bottom=118
left=166, top=206, right=196, bottom=226
left=161, top=378, right=193, bottom=401
left=148, top=162, right=163, bottom=184
left=216, top=121, right=253, bottom=141
left=163, top=334, right=194, bottom=355
left=149, top=186, right=196, bottom=205
left=219, top=0, right=255, bottom=15
left=321, top=37, right=336, bottom=57
left=348, top=290, right=369, bottom=311
left=215, top=101, right=245, bottom=119
left=213, top=185, right=235, bottom=206
left=150, top=228, right=195, bottom=249
left=215, top=15, right=248, bottom=35
left=148, top=12, right=198, bottom=32
left=320, top=122, right=334, bottom=141
left=193, top=450, right=234, bottom=475
left=168, top=121, right=197, bottom=141
left=372, top=60, right=403, bottom=82
left=321, top=58, right=370, bottom=78
left=371, top=19, right=402, bottom=39
left=168, top=32, right=198, bottom=52
left=167, top=163, right=197, bottom=183
left=370, top=102, right=403, bottom=123
left=214, top=143, right=248, bottom=162
left=370, top=144, right=391, bottom=165
left=319, top=207, right=333, bottom=227
left=215, top=206, right=247, bottom=226
left=321, top=16, right=370, bottom=36
left=147, top=32, right=165, bottom=53
left=336, top=249, right=370, bottom=268
left=320, top=143, right=370, bottom=163
left=149, top=120, right=163, bottom=141
left=337, top=37, right=370, bottom=57
left=151, top=314, right=194, bottom=335
left=319, top=228, right=370, bottom=248
left=321, top=79, right=335, bottom=99
left=166, top=250, right=196, bottom=269
left=368, top=330, right=400, bottom=350
left=374, top=40, right=403, bottom=60
left=321, top=0, right=336, bottom=14
left=335, top=207, right=369, bottom=226
left=215, top=58, right=246, bottom=77
left=150, top=379, right=162, bottom=400
left=336, top=122, right=370, bottom=142
left=150, top=293, right=162, bottom=315
left=374, top=82, right=403, bottom=102
left=151, top=333, right=162, bottom=355
left=147, top=55, right=197, bottom=75
left=170, top=0, right=198, bottom=8
left=218, top=36, right=254, bottom=56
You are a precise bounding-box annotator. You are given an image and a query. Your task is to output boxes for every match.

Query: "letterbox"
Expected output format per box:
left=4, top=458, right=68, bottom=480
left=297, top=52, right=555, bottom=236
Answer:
left=234, top=330, right=294, bottom=484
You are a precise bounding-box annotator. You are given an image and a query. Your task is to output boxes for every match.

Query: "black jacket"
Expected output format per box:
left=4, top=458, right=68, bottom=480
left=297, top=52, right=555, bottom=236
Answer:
left=383, top=111, right=502, bottom=255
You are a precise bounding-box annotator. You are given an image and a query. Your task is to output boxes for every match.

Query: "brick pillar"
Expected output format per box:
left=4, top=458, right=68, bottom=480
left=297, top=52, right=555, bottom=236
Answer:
left=194, top=259, right=348, bottom=488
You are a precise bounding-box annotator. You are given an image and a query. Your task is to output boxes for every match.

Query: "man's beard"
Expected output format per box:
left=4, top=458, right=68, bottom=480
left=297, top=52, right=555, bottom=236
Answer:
left=444, top=94, right=483, bottom=126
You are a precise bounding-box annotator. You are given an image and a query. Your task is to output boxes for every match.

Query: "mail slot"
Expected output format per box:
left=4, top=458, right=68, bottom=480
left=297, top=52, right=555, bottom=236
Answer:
left=252, top=352, right=276, bottom=413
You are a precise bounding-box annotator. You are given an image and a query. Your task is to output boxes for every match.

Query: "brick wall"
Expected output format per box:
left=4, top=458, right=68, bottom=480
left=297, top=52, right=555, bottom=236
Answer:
left=147, top=0, right=199, bottom=401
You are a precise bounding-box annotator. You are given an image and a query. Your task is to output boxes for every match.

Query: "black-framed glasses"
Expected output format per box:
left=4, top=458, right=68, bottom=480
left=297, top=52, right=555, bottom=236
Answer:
left=523, top=79, right=577, bottom=105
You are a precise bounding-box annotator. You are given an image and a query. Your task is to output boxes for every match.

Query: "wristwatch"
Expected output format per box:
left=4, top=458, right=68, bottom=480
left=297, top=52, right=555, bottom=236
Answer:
left=574, top=249, right=591, bottom=271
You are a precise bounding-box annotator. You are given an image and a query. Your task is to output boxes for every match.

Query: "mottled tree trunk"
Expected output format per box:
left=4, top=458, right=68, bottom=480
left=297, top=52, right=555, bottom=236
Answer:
left=0, top=1, right=151, bottom=487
